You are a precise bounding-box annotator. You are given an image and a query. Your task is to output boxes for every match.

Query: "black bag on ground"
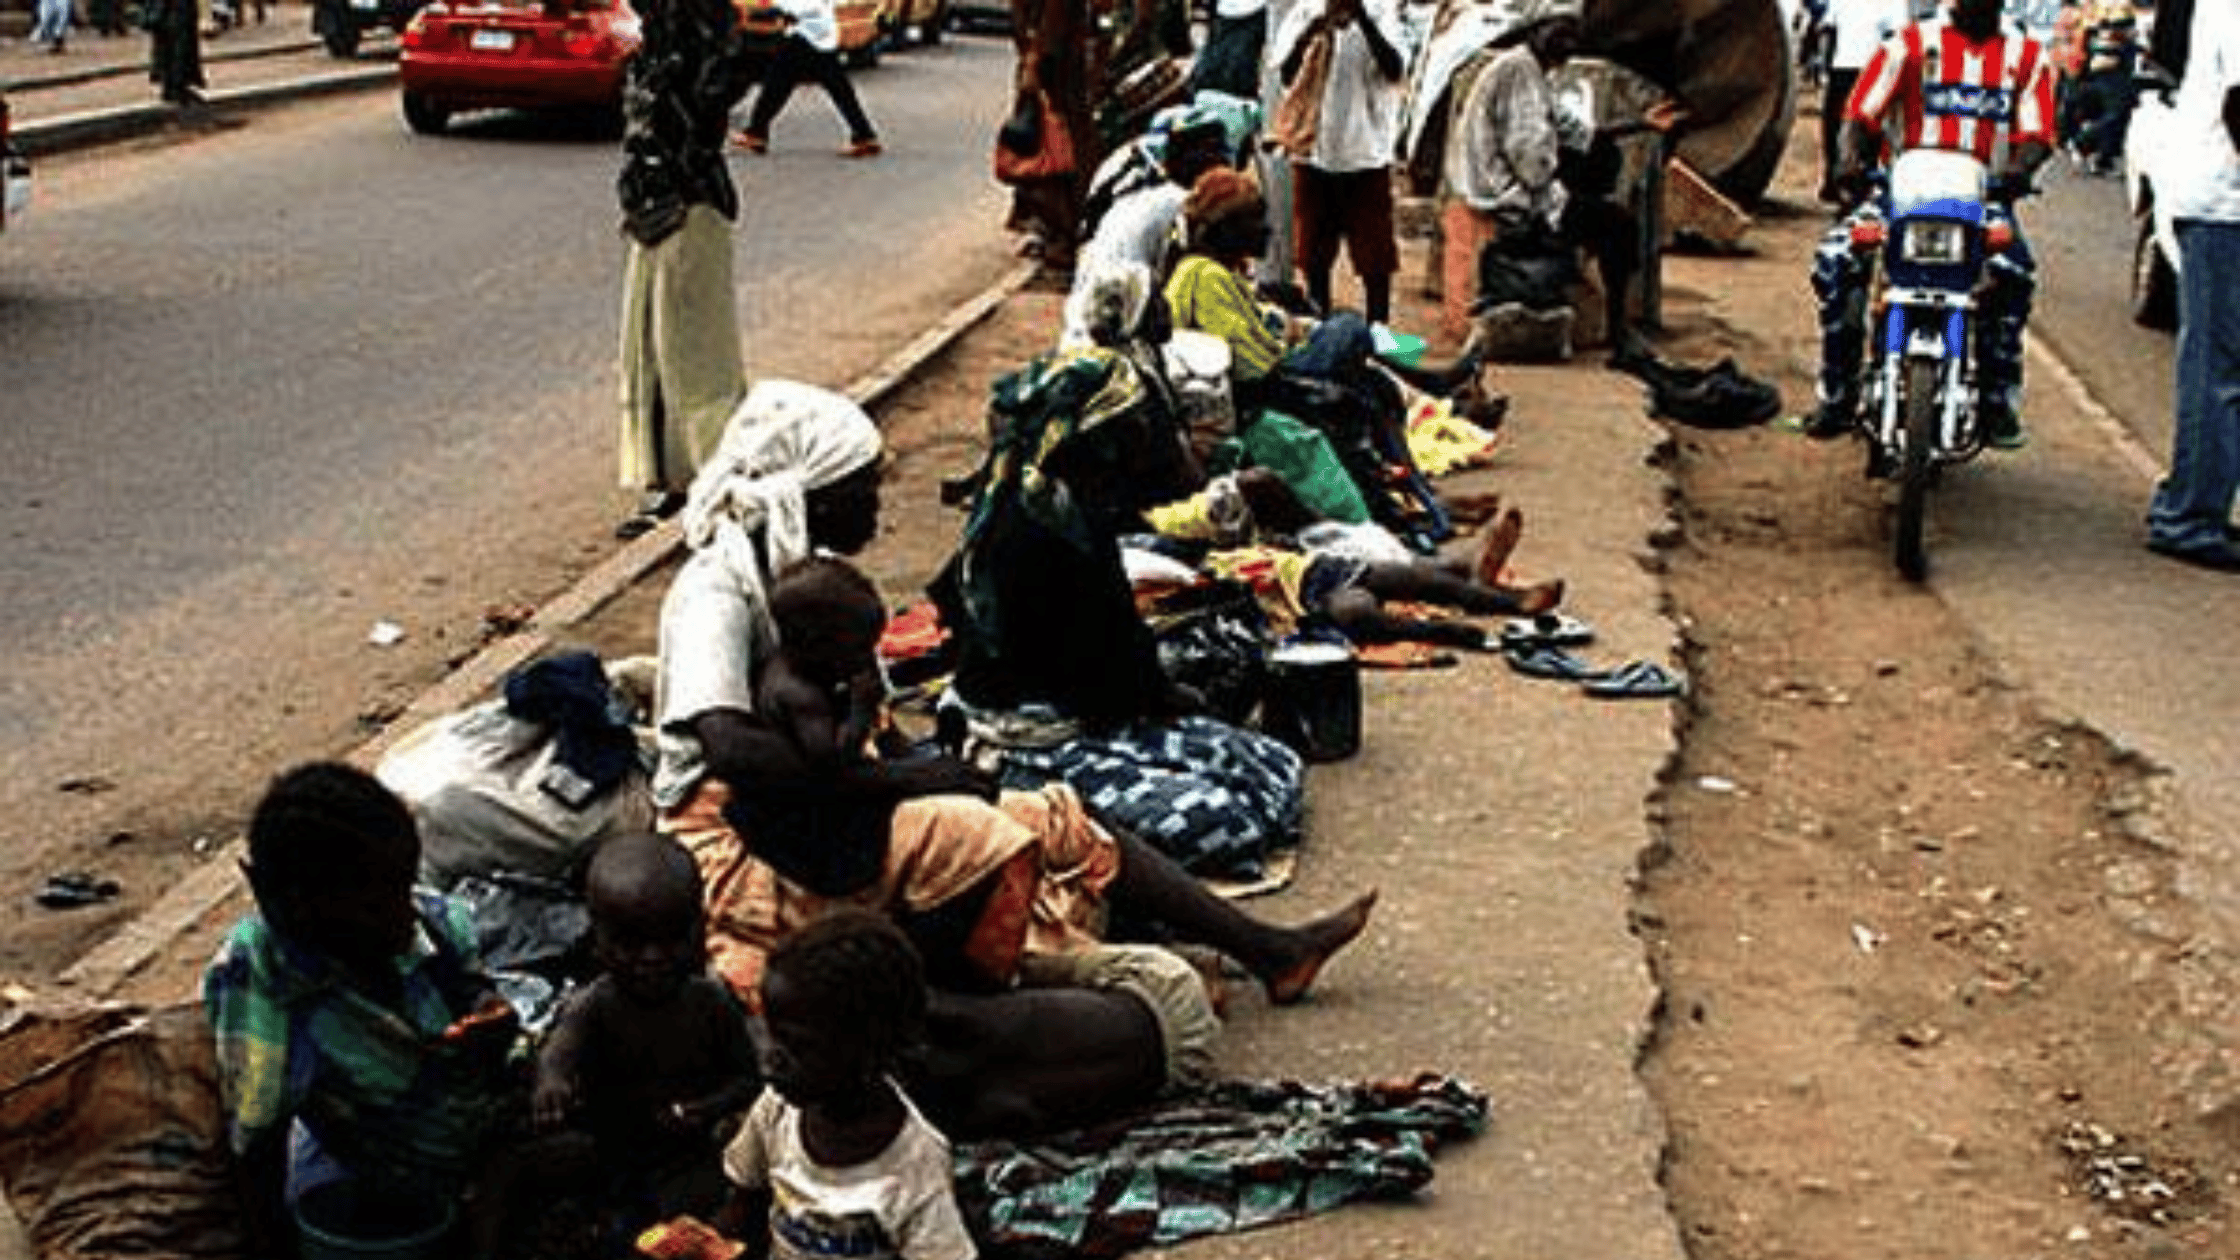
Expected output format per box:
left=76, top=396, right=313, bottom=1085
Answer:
left=1474, top=218, right=1580, bottom=314
left=1146, top=580, right=1270, bottom=727
left=1621, top=355, right=1784, bottom=430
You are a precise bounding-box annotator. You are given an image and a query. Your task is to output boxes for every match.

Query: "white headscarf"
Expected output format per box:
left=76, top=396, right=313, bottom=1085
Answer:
left=1060, top=258, right=1156, bottom=351
left=680, top=379, right=883, bottom=631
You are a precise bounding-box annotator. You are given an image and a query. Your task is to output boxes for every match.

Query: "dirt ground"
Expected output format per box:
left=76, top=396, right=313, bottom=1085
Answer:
left=1634, top=125, right=2240, bottom=1257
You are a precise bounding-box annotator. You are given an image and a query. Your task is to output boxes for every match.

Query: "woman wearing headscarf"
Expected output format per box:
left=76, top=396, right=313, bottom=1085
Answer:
left=655, top=381, right=1377, bottom=1138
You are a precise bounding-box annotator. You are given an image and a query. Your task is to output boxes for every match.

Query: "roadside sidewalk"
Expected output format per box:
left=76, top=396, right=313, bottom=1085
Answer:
left=0, top=3, right=392, bottom=154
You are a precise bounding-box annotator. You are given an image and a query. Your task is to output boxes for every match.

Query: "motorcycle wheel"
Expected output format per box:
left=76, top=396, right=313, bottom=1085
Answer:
left=1893, top=357, right=1939, bottom=583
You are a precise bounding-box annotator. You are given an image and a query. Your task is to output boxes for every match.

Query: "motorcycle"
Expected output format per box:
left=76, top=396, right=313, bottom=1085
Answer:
left=1838, top=147, right=2021, bottom=582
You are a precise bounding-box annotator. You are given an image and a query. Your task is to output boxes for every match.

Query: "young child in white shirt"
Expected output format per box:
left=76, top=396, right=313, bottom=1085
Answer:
left=715, top=908, right=977, bottom=1260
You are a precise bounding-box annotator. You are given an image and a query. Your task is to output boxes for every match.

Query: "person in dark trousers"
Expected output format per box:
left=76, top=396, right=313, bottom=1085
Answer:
left=730, top=0, right=881, bottom=157
left=2143, top=0, right=2240, bottom=572
left=147, top=0, right=205, bottom=105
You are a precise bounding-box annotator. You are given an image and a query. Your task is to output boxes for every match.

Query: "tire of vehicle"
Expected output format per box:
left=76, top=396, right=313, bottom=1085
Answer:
left=920, top=2, right=944, bottom=43
left=402, top=90, right=450, bottom=135
left=2131, top=214, right=2179, bottom=331
left=322, top=21, right=360, bottom=56
left=1894, top=356, right=1939, bottom=583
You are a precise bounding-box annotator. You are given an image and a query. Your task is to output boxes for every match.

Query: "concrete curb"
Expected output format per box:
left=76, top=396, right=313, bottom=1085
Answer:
left=57, top=257, right=1042, bottom=998
left=2, top=36, right=330, bottom=94
left=15, top=62, right=395, bottom=156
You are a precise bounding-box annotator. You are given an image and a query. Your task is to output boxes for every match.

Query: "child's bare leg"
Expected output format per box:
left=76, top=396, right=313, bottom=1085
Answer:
left=1322, top=585, right=1490, bottom=649
left=1358, top=561, right=1563, bottom=618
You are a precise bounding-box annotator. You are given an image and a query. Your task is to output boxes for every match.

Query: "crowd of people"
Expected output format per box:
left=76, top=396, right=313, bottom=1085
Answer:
left=164, top=0, right=2240, bottom=1256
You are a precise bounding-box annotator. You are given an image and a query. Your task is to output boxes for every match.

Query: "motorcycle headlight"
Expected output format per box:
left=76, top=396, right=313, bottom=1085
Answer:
left=1901, top=220, right=1968, bottom=265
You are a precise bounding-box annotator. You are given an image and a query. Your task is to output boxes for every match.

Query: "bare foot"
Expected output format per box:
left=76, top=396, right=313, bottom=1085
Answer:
left=1513, top=577, right=1565, bottom=616
left=1260, top=890, right=1380, bottom=1006
left=1476, top=508, right=1525, bottom=587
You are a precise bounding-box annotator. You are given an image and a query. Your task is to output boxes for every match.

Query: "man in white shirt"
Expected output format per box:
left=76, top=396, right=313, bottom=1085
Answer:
left=2143, top=0, right=2240, bottom=571
left=1818, top=0, right=1910, bottom=202
left=730, top=0, right=882, bottom=157
left=1269, top=0, right=1410, bottom=324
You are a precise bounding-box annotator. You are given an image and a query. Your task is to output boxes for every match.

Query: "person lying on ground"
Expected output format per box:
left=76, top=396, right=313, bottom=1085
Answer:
left=1144, top=467, right=1562, bottom=649
left=713, top=909, right=979, bottom=1259
left=533, top=830, right=763, bottom=1240
left=203, top=762, right=534, bottom=1259
left=659, top=381, right=1375, bottom=1138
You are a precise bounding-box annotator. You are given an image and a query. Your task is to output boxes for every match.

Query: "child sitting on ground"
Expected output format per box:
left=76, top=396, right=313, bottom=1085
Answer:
left=202, top=761, right=528, bottom=1258
left=714, top=908, right=978, bottom=1260
left=534, top=830, right=764, bottom=1241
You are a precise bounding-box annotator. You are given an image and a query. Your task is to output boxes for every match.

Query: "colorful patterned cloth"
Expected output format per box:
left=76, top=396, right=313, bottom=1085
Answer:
left=953, top=1074, right=1490, bottom=1259
left=994, top=715, right=1304, bottom=878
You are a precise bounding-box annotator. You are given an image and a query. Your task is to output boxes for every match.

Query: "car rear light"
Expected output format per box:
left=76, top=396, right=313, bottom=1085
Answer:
left=562, top=19, right=613, bottom=55
left=1848, top=217, right=1887, bottom=251
left=1984, top=221, right=2014, bottom=252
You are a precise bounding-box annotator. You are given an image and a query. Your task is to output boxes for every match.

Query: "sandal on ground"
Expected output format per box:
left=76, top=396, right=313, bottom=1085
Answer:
left=615, top=489, right=686, bottom=540
left=1580, top=660, right=1686, bottom=700
left=1502, top=644, right=1609, bottom=682
left=1498, top=612, right=1596, bottom=652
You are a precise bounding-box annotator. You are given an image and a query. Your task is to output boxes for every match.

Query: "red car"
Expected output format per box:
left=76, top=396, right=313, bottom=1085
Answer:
left=398, top=0, right=642, bottom=136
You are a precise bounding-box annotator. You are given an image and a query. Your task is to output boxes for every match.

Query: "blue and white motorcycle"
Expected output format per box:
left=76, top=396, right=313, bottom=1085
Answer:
left=1840, top=148, right=2020, bottom=582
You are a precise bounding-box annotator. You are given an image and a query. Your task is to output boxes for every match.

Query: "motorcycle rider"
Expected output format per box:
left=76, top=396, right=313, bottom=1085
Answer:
left=1798, top=0, right=2057, bottom=450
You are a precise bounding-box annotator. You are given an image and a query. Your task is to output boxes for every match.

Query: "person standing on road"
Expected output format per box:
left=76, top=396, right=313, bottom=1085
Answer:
left=1267, top=0, right=1410, bottom=325
left=146, top=0, right=206, bottom=105
left=613, top=0, right=758, bottom=540
left=1817, top=0, right=1909, bottom=203
left=728, top=0, right=883, bottom=158
left=2143, top=0, right=2240, bottom=572
left=31, top=0, right=72, bottom=54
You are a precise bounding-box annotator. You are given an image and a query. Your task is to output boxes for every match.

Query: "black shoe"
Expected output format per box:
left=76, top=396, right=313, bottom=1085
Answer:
left=1982, top=404, right=2027, bottom=451
left=2147, top=538, right=2240, bottom=573
left=615, top=488, right=685, bottom=540
left=1793, top=398, right=1854, bottom=440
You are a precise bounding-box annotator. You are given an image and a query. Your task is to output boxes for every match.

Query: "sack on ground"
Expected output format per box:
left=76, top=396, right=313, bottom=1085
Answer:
left=376, top=655, right=657, bottom=889
left=0, top=1002, right=241, bottom=1260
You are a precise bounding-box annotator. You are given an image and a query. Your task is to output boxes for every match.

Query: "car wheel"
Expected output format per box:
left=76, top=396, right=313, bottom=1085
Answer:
left=402, top=90, right=450, bottom=135
left=2130, top=212, right=2178, bottom=331
left=321, top=21, right=361, bottom=56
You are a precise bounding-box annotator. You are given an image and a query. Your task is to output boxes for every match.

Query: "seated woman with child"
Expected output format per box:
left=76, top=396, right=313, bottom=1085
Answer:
left=654, top=379, right=1374, bottom=1139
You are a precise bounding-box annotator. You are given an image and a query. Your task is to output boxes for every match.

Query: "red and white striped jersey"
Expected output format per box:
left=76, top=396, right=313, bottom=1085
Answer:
left=1844, top=17, right=2056, bottom=172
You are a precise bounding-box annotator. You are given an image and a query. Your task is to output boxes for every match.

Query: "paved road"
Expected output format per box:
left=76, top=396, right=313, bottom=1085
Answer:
left=0, top=27, right=1019, bottom=986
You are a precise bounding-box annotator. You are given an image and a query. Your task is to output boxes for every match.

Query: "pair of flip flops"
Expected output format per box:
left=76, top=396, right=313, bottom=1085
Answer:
left=1502, top=645, right=1686, bottom=699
